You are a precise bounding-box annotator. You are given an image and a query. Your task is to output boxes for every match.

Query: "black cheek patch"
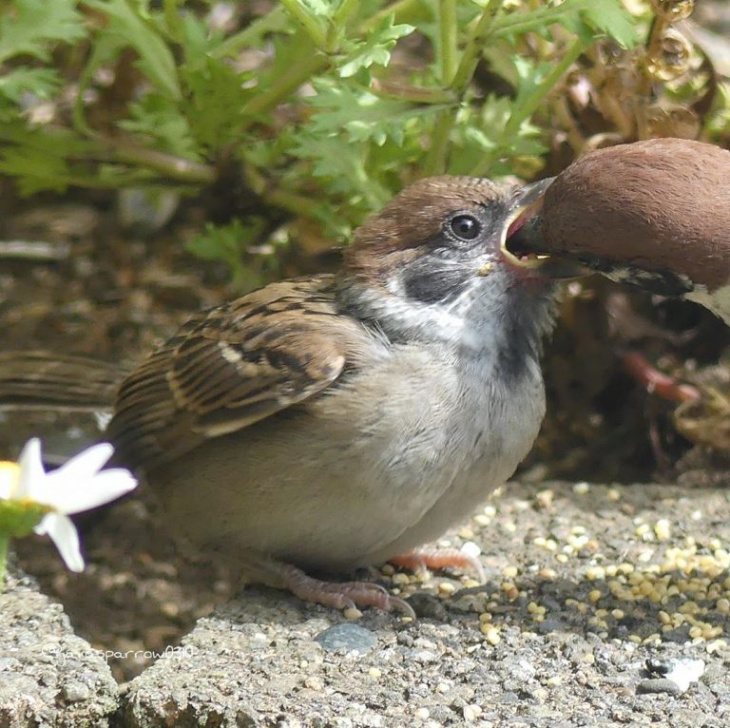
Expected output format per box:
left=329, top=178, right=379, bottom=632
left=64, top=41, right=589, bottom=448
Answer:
left=401, top=257, right=473, bottom=304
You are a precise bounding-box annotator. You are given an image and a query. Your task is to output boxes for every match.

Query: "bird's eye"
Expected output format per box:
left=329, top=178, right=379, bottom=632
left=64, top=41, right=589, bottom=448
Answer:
left=449, top=214, right=481, bottom=241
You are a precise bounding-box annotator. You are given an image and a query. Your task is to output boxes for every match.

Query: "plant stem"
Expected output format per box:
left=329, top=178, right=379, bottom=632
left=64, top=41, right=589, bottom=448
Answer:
left=423, top=111, right=455, bottom=176
left=241, top=52, right=328, bottom=122
left=504, top=37, right=587, bottom=140
left=162, top=0, right=185, bottom=41
left=214, top=6, right=287, bottom=59
left=362, top=0, right=418, bottom=32
left=439, top=0, right=458, bottom=85
left=424, top=0, right=503, bottom=176
left=489, top=3, right=588, bottom=38
left=451, top=0, right=502, bottom=93
left=333, top=0, right=360, bottom=28
left=371, top=79, right=455, bottom=104
left=279, top=0, right=327, bottom=49
left=0, top=534, right=8, bottom=589
left=101, top=139, right=217, bottom=184
left=471, top=36, right=588, bottom=177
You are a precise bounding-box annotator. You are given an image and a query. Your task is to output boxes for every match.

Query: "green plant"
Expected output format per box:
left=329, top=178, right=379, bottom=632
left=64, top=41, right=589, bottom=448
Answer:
left=0, top=0, right=649, bottom=282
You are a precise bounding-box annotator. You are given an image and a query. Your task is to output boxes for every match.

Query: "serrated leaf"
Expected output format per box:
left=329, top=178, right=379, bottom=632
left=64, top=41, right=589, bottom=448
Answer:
left=580, top=0, right=639, bottom=49
left=291, top=133, right=389, bottom=209
left=338, top=17, right=414, bottom=78
left=179, top=12, right=224, bottom=64
left=119, top=95, right=200, bottom=160
left=187, top=218, right=270, bottom=290
left=0, top=124, right=88, bottom=194
left=298, top=0, right=334, bottom=18
left=512, top=56, right=550, bottom=110
left=179, top=56, right=252, bottom=150
left=306, top=81, right=442, bottom=146
left=84, top=0, right=181, bottom=100
left=0, top=68, right=61, bottom=102
left=213, top=6, right=290, bottom=59
left=0, top=0, right=86, bottom=64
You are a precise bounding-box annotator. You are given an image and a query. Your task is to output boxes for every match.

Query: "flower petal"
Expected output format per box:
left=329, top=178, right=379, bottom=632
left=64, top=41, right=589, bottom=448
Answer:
left=16, top=438, right=46, bottom=500
left=35, top=513, right=85, bottom=572
left=47, top=468, right=138, bottom=514
left=55, top=442, right=115, bottom=481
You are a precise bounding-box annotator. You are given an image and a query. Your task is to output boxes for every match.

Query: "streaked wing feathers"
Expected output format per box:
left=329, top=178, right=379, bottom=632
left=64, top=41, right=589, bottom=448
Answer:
left=108, top=276, right=351, bottom=469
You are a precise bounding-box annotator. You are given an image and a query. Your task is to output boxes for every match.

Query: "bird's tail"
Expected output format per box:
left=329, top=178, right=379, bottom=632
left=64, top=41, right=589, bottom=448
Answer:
left=0, top=351, right=127, bottom=412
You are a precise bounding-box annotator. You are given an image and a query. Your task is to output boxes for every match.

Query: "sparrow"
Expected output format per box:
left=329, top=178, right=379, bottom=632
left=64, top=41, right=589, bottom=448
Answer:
left=1, top=175, right=574, bottom=614
left=510, top=138, right=730, bottom=324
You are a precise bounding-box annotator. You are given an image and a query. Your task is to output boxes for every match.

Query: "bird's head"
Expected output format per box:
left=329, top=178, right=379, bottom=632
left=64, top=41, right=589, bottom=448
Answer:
left=338, top=175, right=577, bottom=351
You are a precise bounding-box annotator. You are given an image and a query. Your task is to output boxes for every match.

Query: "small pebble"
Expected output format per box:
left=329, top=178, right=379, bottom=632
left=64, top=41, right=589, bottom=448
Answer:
left=61, top=682, right=91, bottom=702
left=461, top=540, right=481, bottom=559
left=315, top=623, right=377, bottom=653
left=636, top=678, right=682, bottom=696
left=463, top=704, right=482, bottom=721
left=664, top=658, right=706, bottom=692
left=304, top=676, right=324, bottom=691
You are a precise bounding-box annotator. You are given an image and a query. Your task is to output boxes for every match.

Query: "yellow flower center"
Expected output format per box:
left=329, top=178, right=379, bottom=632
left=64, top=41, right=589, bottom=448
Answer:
left=0, top=461, right=20, bottom=500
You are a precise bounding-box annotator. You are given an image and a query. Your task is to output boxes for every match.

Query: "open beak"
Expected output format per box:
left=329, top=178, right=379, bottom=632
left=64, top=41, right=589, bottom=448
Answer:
left=501, top=178, right=588, bottom=280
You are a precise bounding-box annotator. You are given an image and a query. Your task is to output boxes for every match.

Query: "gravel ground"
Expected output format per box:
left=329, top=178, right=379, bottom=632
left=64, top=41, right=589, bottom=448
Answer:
left=4, top=478, right=730, bottom=727
left=0, top=571, right=118, bottom=727
left=119, top=480, right=730, bottom=728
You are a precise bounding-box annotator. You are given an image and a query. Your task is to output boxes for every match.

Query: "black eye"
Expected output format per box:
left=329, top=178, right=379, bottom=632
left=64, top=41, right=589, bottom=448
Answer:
left=449, top=214, right=481, bottom=241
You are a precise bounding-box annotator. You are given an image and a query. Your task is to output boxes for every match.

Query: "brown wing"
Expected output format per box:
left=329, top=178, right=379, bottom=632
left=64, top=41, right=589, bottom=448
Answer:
left=107, top=275, right=358, bottom=470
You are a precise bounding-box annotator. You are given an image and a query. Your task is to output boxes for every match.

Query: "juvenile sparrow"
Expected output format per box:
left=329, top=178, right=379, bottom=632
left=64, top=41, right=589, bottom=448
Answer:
left=511, top=138, right=730, bottom=324
left=2, top=176, right=573, bottom=614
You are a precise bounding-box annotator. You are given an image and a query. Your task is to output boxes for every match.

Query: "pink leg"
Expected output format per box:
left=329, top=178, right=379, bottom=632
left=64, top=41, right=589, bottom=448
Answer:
left=390, top=546, right=485, bottom=581
left=281, top=564, right=415, bottom=617
left=620, top=350, right=699, bottom=403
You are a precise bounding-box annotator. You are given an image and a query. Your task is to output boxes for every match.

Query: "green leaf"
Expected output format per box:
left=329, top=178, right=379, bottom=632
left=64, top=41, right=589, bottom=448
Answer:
left=84, top=0, right=182, bottom=100
left=338, top=17, right=414, bottom=78
left=298, top=0, right=335, bottom=18
left=579, top=0, right=639, bottom=49
left=0, top=0, right=86, bottom=64
left=306, top=80, right=443, bottom=146
left=187, top=218, right=270, bottom=290
left=119, top=95, right=200, bottom=160
left=511, top=56, right=549, bottom=112
left=0, top=124, right=86, bottom=194
left=291, top=133, right=390, bottom=210
left=179, top=56, right=252, bottom=151
left=213, top=6, right=290, bottom=59
left=177, top=12, right=221, bottom=64
left=0, top=68, right=61, bottom=103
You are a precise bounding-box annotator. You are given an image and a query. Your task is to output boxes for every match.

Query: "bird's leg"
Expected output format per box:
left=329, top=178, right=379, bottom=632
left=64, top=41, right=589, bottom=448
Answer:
left=389, top=546, right=485, bottom=581
left=238, top=552, right=415, bottom=617
left=282, top=565, right=415, bottom=617
left=620, top=350, right=699, bottom=403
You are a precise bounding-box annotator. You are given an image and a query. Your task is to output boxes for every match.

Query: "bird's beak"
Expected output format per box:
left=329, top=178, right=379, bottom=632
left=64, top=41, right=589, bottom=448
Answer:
left=501, top=178, right=588, bottom=280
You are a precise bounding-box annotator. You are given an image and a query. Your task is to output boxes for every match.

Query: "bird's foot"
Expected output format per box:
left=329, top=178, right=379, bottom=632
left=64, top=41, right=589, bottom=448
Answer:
left=281, top=564, right=415, bottom=618
left=390, top=546, right=484, bottom=581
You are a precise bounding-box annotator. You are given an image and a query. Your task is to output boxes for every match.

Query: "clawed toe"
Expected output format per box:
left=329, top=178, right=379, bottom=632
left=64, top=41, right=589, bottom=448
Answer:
left=282, top=565, right=415, bottom=617
left=390, top=546, right=485, bottom=581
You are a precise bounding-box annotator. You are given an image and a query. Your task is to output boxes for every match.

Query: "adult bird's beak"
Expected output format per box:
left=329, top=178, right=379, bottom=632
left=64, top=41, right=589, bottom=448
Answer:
left=501, top=178, right=588, bottom=280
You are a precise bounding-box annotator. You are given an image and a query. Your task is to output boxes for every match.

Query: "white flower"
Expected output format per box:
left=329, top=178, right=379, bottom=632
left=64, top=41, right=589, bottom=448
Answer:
left=0, top=439, right=137, bottom=572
